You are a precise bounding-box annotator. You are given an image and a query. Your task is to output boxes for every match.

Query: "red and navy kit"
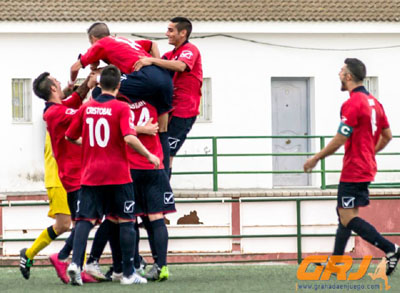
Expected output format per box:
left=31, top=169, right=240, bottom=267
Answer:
left=43, top=92, right=82, bottom=193
left=80, top=36, right=152, bottom=74
left=65, top=94, right=136, bottom=186
left=339, top=86, right=389, bottom=182
left=163, top=41, right=203, bottom=118
left=126, top=100, right=164, bottom=169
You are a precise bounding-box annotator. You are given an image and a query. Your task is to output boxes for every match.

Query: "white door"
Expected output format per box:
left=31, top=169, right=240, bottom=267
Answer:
left=271, top=78, right=310, bottom=187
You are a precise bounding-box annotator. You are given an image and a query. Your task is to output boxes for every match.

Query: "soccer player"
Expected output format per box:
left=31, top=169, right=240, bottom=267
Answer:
left=27, top=72, right=99, bottom=284
left=125, top=96, right=176, bottom=281
left=65, top=65, right=159, bottom=286
left=134, top=17, right=203, bottom=178
left=70, top=22, right=172, bottom=172
left=303, top=58, right=400, bottom=276
left=19, top=132, right=70, bottom=280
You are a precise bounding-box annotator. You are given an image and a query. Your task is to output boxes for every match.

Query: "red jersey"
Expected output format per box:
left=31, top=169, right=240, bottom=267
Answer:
left=340, top=86, right=389, bottom=182
left=80, top=36, right=152, bottom=74
left=66, top=94, right=136, bottom=186
left=163, top=41, right=203, bottom=118
left=126, top=100, right=164, bottom=169
left=43, top=92, right=82, bottom=193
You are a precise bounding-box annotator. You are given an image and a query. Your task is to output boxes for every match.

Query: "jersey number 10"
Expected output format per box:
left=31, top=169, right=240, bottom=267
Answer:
left=86, top=117, right=110, bottom=148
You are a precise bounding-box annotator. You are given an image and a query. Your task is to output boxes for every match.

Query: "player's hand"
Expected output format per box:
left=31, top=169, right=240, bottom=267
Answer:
left=303, top=157, right=318, bottom=173
left=88, top=71, right=99, bottom=89
left=133, top=56, right=153, bottom=71
left=90, top=61, right=100, bottom=71
left=142, top=118, right=159, bottom=136
left=148, top=153, right=160, bottom=169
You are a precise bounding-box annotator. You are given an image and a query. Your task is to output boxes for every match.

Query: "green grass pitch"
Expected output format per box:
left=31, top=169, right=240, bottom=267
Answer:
left=1, top=263, right=400, bottom=292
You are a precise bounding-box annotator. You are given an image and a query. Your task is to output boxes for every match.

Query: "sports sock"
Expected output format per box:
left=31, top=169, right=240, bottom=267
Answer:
left=109, top=221, right=122, bottom=273
left=151, top=218, right=169, bottom=267
left=347, top=217, right=395, bottom=253
left=159, top=132, right=170, bottom=173
left=119, top=222, right=135, bottom=277
left=333, top=222, right=352, bottom=255
left=58, top=228, right=75, bottom=260
left=87, top=219, right=113, bottom=264
left=26, top=225, right=58, bottom=260
left=142, top=216, right=158, bottom=262
left=71, top=220, right=93, bottom=268
left=134, top=221, right=141, bottom=269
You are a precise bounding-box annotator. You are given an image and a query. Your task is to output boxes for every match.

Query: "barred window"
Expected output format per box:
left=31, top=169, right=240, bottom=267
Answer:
left=12, top=79, right=32, bottom=122
left=364, top=76, right=378, bottom=98
left=198, top=77, right=212, bottom=122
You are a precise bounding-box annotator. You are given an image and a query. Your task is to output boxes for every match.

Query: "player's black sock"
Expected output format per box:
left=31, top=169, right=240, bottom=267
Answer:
left=151, top=218, right=168, bottom=267
left=168, top=168, right=172, bottom=180
left=333, top=222, right=352, bottom=255
left=142, top=216, right=158, bottom=262
left=133, top=221, right=141, bottom=269
left=72, top=220, right=93, bottom=267
left=347, top=217, right=395, bottom=253
left=119, top=222, right=135, bottom=277
left=58, top=228, right=75, bottom=260
left=87, top=219, right=113, bottom=264
left=159, top=132, right=170, bottom=173
left=109, top=221, right=122, bottom=273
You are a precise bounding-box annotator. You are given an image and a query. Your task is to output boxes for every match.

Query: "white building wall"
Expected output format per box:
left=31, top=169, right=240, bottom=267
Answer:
left=1, top=22, right=400, bottom=191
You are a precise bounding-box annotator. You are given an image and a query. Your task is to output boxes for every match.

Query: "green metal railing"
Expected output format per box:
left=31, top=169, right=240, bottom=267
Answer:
left=174, top=135, right=400, bottom=191
left=2, top=196, right=400, bottom=264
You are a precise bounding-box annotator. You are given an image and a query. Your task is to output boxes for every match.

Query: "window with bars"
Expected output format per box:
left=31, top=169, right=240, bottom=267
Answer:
left=12, top=79, right=32, bottom=122
left=364, top=76, right=379, bottom=98
left=198, top=77, right=212, bottom=122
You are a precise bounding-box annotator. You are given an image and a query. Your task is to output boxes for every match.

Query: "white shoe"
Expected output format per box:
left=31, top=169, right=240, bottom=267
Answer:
left=67, top=263, right=83, bottom=286
left=85, top=261, right=106, bottom=281
left=111, top=272, right=123, bottom=282
left=120, top=273, right=148, bottom=285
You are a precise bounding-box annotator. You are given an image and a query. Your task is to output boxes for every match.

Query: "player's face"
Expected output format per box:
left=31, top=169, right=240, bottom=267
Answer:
left=48, top=76, right=63, bottom=97
left=339, top=65, right=350, bottom=91
left=166, top=22, right=186, bottom=46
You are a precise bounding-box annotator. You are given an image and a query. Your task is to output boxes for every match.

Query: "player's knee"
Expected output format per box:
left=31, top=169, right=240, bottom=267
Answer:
left=54, top=220, right=71, bottom=234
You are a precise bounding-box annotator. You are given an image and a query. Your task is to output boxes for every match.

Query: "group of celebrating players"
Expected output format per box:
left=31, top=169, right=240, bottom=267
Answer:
left=19, top=17, right=203, bottom=286
left=17, top=14, right=400, bottom=287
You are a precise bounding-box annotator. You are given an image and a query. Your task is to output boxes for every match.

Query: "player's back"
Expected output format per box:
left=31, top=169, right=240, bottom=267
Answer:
left=78, top=94, right=134, bottom=186
left=340, top=86, right=389, bottom=182
left=81, top=36, right=152, bottom=74
left=126, top=100, right=164, bottom=169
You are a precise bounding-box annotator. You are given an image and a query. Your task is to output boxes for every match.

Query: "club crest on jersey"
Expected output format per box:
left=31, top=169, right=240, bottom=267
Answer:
left=124, top=201, right=135, bottom=213
left=164, top=192, right=175, bottom=205
left=342, top=197, right=355, bottom=208
left=65, top=108, right=77, bottom=115
left=168, top=137, right=181, bottom=149
left=180, top=50, right=193, bottom=59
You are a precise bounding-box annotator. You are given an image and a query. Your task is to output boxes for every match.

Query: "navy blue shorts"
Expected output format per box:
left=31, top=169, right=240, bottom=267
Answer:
left=130, top=169, right=176, bottom=216
left=337, top=182, right=370, bottom=209
left=119, top=65, right=173, bottom=115
left=67, top=189, right=80, bottom=221
left=167, top=116, right=197, bottom=156
left=77, top=184, right=136, bottom=222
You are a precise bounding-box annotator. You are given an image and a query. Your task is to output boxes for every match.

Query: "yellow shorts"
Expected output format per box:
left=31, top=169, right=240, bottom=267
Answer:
left=47, top=186, right=70, bottom=218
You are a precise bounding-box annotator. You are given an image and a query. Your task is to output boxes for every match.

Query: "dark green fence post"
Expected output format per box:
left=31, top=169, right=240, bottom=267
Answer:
left=296, top=199, right=302, bottom=264
left=320, top=136, right=326, bottom=190
left=212, top=137, right=218, bottom=191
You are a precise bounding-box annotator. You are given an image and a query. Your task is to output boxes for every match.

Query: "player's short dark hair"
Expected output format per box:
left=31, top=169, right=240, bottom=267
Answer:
left=87, top=22, right=110, bottom=39
left=344, top=58, right=366, bottom=82
left=33, top=72, right=54, bottom=101
left=100, top=65, right=121, bottom=91
left=171, top=17, right=192, bottom=39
